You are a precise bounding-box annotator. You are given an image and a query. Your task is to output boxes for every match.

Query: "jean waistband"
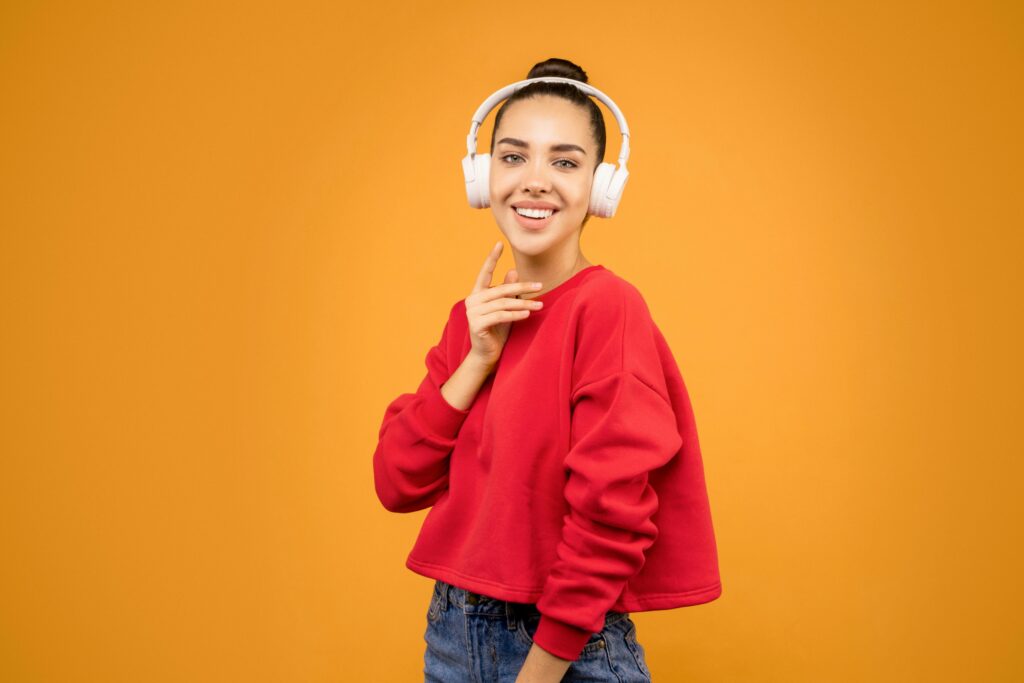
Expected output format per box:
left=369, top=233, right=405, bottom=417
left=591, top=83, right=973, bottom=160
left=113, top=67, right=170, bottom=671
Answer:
left=435, top=579, right=530, bottom=612
left=433, top=579, right=629, bottom=625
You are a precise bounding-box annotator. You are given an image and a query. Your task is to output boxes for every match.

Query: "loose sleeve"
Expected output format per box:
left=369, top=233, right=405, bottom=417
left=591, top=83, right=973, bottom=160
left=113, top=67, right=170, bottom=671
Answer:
left=531, top=287, right=683, bottom=661
left=372, top=302, right=472, bottom=513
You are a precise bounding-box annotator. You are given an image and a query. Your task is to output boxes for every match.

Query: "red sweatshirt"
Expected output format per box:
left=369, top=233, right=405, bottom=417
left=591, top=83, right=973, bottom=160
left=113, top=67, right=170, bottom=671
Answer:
left=373, top=264, right=722, bottom=661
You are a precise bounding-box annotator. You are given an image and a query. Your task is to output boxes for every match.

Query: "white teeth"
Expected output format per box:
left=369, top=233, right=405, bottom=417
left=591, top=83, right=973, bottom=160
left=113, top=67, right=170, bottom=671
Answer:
left=515, top=207, right=555, bottom=218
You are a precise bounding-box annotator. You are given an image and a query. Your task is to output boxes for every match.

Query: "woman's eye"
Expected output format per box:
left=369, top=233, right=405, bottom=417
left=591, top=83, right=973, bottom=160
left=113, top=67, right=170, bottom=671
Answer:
left=500, top=153, right=577, bottom=169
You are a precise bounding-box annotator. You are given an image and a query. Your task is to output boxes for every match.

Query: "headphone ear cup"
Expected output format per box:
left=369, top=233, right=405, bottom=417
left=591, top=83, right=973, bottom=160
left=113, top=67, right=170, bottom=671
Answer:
left=589, top=162, right=617, bottom=217
left=462, top=153, right=491, bottom=208
left=475, top=154, right=491, bottom=208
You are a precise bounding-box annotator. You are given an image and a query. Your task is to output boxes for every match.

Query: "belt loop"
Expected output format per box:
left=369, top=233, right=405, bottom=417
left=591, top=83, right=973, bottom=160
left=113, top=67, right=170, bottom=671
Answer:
left=439, top=581, right=449, bottom=612
left=505, top=601, right=519, bottom=631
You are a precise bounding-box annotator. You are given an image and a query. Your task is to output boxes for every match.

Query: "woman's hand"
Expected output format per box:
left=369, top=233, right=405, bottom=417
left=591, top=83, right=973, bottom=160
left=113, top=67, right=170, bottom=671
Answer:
left=513, top=644, right=573, bottom=682
left=464, top=241, right=544, bottom=371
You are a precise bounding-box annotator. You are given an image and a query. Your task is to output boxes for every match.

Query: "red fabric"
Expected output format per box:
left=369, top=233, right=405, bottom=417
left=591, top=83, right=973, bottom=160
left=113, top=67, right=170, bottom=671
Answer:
left=373, top=265, right=722, bottom=661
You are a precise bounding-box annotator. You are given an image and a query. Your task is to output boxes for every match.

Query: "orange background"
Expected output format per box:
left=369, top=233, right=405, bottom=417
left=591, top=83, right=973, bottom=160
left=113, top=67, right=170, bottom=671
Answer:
left=1, top=1, right=1021, bottom=681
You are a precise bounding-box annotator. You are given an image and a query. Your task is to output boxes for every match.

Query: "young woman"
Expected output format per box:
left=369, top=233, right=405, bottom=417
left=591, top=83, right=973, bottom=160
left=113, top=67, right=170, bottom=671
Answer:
left=373, top=58, right=722, bottom=683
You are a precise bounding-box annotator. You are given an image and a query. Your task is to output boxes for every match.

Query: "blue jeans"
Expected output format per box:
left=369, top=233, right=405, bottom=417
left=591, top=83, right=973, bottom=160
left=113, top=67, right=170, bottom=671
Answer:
left=423, top=579, right=653, bottom=682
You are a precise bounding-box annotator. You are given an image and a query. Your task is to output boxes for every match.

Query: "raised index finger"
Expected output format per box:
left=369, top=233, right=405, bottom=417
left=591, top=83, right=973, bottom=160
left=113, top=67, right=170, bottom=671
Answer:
left=471, top=240, right=503, bottom=294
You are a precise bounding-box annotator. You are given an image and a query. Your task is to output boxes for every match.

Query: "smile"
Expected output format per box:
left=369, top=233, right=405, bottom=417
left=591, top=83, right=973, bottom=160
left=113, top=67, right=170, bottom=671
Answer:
left=512, top=206, right=558, bottom=231
left=515, top=207, right=555, bottom=218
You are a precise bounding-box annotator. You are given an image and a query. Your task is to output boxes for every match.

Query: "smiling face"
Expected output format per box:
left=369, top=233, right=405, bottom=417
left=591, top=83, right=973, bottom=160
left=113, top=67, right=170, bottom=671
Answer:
left=489, top=95, right=598, bottom=258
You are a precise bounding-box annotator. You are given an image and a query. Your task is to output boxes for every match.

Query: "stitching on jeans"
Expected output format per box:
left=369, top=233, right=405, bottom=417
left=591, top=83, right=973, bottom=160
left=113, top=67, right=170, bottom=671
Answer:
left=624, top=622, right=651, bottom=679
left=603, top=639, right=626, bottom=683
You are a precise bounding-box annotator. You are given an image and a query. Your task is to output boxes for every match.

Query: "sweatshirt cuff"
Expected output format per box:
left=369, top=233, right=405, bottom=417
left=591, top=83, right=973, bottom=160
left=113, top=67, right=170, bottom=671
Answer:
left=416, top=379, right=472, bottom=438
left=532, top=614, right=594, bottom=662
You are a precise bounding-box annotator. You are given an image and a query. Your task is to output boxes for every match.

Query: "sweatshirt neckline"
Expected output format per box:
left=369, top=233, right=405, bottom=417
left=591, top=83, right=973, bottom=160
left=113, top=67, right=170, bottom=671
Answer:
left=527, top=264, right=605, bottom=306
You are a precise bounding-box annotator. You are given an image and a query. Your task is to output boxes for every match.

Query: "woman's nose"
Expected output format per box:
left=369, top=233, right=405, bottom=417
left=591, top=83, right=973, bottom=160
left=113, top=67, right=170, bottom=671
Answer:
left=522, top=163, right=552, bottom=193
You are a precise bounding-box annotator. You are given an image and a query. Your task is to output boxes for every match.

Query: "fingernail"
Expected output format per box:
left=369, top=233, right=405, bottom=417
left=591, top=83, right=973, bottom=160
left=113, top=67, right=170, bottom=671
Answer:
left=532, top=282, right=543, bottom=288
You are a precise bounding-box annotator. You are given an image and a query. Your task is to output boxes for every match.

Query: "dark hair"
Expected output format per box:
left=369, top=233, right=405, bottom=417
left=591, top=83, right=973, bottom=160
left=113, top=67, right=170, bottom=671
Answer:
left=489, top=58, right=607, bottom=169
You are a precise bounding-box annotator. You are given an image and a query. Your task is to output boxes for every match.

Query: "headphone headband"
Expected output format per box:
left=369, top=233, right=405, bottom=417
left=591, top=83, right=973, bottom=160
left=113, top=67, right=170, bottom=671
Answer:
left=465, top=76, right=631, bottom=168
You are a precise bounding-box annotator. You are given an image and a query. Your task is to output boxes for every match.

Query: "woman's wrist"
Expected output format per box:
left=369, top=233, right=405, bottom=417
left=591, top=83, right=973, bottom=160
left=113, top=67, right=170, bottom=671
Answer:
left=461, top=352, right=495, bottom=377
left=439, top=354, right=493, bottom=411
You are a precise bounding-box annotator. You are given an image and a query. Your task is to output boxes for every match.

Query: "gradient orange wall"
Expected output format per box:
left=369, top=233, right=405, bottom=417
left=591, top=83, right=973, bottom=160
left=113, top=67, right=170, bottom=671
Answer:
left=1, top=1, right=1021, bottom=680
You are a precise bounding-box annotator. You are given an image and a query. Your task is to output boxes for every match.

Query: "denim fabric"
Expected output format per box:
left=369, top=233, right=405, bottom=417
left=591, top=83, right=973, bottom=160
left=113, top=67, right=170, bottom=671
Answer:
left=424, top=579, right=653, bottom=682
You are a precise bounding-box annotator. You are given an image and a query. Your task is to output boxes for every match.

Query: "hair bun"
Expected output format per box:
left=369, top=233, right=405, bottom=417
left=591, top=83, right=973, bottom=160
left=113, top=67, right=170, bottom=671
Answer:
left=526, top=57, right=588, bottom=84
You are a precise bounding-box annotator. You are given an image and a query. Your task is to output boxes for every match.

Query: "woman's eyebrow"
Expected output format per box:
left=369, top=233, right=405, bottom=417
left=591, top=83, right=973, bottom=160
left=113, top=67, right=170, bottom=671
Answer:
left=497, top=137, right=587, bottom=155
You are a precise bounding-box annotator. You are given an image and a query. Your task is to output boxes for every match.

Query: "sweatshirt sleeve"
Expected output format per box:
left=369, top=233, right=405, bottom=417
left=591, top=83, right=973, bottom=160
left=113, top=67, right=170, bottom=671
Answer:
left=372, top=302, right=472, bottom=513
left=531, top=287, right=684, bottom=661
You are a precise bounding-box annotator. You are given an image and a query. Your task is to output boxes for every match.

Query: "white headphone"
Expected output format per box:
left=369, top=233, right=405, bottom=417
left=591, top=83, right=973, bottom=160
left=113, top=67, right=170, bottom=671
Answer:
left=461, top=76, right=631, bottom=218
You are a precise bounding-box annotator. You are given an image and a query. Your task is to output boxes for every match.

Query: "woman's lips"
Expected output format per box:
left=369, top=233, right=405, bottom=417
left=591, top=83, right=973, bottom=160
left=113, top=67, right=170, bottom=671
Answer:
left=512, top=207, right=558, bottom=231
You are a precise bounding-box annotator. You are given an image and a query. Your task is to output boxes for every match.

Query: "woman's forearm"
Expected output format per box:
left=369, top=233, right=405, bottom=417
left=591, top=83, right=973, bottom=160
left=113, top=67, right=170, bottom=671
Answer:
left=440, top=354, right=493, bottom=411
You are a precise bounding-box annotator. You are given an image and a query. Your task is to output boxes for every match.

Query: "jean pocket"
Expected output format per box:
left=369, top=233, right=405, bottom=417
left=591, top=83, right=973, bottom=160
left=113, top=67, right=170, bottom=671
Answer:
left=515, top=609, right=614, bottom=657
